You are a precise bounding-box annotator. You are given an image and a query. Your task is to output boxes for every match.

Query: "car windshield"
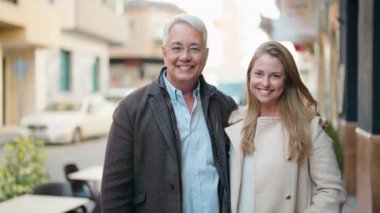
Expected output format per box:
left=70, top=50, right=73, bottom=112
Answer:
left=45, top=102, right=81, bottom=112
left=104, top=87, right=136, bottom=103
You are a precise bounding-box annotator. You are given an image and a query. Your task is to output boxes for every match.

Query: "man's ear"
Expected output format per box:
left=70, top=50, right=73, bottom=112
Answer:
left=162, top=46, right=167, bottom=56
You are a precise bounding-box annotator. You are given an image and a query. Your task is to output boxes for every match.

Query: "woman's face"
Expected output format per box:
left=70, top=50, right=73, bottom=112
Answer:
left=249, top=54, right=287, bottom=108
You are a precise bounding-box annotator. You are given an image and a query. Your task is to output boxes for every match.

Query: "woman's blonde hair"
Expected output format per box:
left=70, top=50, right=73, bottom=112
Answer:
left=241, top=41, right=317, bottom=162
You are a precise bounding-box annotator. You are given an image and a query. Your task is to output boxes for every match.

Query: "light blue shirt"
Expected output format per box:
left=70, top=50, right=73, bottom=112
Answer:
left=164, top=73, right=219, bottom=213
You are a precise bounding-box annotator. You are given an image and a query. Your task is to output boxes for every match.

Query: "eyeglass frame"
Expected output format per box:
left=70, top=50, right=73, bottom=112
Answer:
left=163, top=44, right=208, bottom=55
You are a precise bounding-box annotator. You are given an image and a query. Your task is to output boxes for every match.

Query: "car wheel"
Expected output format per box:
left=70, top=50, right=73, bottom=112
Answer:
left=72, top=128, right=81, bottom=144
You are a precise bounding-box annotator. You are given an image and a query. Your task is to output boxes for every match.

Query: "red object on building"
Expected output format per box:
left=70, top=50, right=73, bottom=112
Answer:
left=294, top=44, right=303, bottom=51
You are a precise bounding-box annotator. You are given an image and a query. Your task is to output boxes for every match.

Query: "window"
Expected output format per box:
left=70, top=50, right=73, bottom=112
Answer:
left=92, top=58, right=100, bottom=92
left=60, top=50, right=71, bottom=91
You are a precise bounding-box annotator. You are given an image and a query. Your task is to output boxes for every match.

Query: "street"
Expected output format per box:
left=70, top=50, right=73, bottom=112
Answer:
left=44, top=136, right=107, bottom=182
left=0, top=135, right=107, bottom=184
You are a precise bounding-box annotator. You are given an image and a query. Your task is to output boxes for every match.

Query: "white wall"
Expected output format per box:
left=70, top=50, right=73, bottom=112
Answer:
left=35, top=32, right=110, bottom=106
left=35, top=48, right=59, bottom=111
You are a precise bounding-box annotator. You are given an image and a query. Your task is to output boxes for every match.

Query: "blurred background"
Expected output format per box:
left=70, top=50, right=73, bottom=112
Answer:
left=0, top=0, right=379, bottom=212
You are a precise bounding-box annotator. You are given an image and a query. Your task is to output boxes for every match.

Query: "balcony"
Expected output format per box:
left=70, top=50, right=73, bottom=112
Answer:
left=56, top=0, right=127, bottom=45
left=0, top=0, right=23, bottom=30
left=0, top=0, right=60, bottom=48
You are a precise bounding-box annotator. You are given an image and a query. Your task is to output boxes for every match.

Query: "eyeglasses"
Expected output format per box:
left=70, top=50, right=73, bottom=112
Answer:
left=164, top=45, right=206, bottom=55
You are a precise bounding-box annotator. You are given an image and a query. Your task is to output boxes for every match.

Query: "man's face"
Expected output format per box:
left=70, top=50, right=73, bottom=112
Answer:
left=162, top=22, right=208, bottom=90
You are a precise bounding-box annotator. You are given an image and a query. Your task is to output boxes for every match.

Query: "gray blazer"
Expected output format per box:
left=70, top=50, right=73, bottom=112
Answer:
left=101, top=67, right=237, bottom=213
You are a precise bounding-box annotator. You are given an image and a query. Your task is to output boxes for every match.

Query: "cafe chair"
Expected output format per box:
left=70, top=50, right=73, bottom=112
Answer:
left=32, top=182, right=74, bottom=197
left=32, top=182, right=87, bottom=213
left=64, top=163, right=97, bottom=201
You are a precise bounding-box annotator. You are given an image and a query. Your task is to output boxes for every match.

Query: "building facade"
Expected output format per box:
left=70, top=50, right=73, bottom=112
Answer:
left=0, top=0, right=60, bottom=126
left=109, top=1, right=184, bottom=88
left=0, top=0, right=127, bottom=127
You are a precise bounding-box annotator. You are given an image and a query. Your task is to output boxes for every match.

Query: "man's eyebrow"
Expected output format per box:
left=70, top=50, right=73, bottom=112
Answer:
left=169, top=41, right=183, bottom=45
left=169, top=42, right=202, bottom=46
left=189, top=43, right=202, bottom=47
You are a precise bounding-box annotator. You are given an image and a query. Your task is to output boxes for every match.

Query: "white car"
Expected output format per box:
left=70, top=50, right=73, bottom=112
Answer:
left=103, top=87, right=136, bottom=108
left=21, top=95, right=114, bottom=144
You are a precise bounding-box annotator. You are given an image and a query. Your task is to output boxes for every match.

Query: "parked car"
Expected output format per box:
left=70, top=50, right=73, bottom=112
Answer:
left=20, top=95, right=114, bottom=144
left=103, top=87, right=136, bottom=108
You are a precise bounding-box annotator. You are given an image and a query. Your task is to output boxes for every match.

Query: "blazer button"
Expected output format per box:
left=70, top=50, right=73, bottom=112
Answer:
left=286, top=156, right=292, bottom=161
left=169, top=182, right=175, bottom=190
left=285, top=194, right=291, bottom=200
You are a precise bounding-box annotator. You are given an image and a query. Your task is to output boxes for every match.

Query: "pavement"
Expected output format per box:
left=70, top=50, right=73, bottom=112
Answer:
left=0, top=126, right=25, bottom=147
left=343, top=196, right=357, bottom=213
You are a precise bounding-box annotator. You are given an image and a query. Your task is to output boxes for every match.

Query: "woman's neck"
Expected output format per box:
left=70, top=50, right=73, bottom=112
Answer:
left=259, top=104, right=280, bottom=117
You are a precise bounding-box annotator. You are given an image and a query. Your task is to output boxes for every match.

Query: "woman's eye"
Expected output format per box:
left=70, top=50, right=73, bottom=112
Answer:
left=271, top=74, right=281, bottom=79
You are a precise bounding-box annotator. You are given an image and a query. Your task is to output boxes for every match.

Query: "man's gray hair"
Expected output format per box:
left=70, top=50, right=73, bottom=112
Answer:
left=162, top=14, right=208, bottom=47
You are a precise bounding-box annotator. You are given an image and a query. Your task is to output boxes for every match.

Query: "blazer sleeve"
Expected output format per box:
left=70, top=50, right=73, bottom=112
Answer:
left=305, top=117, right=347, bottom=213
left=101, top=100, right=135, bottom=212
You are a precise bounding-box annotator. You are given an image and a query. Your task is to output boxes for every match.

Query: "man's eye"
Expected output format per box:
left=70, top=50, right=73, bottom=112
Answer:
left=254, top=72, right=262, bottom=76
left=190, top=47, right=201, bottom=53
left=171, top=47, right=182, bottom=52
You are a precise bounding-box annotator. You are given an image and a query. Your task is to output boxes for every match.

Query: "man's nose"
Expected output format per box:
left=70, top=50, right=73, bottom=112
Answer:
left=179, top=49, right=191, bottom=60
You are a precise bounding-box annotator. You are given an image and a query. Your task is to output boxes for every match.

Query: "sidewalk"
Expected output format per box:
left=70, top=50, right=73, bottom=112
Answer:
left=343, top=196, right=357, bottom=213
left=0, top=126, right=25, bottom=147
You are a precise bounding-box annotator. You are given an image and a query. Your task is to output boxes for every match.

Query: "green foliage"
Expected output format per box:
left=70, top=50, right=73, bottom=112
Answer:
left=0, top=137, right=50, bottom=201
left=326, top=122, right=344, bottom=171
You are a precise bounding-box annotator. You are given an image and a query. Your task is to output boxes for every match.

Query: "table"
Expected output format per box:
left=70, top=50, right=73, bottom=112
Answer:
left=0, top=194, right=91, bottom=213
left=68, top=166, right=103, bottom=182
left=69, top=166, right=103, bottom=192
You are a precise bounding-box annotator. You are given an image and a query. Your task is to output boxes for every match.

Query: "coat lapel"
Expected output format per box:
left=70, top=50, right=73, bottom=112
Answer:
left=148, top=84, right=180, bottom=161
left=225, top=119, right=244, bottom=213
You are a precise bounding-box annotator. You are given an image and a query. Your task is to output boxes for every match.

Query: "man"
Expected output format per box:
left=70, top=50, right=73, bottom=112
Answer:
left=101, top=14, right=237, bottom=213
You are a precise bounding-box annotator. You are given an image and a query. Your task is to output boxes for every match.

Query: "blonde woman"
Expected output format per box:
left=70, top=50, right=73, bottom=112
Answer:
left=226, top=41, right=346, bottom=213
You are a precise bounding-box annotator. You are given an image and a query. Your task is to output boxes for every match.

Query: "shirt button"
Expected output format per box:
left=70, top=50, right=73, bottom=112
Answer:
left=287, top=156, right=292, bottom=161
left=192, top=171, right=198, bottom=176
left=285, top=194, right=291, bottom=200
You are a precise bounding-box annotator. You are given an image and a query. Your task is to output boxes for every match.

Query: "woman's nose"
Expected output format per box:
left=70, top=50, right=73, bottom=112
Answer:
left=261, top=76, right=270, bottom=86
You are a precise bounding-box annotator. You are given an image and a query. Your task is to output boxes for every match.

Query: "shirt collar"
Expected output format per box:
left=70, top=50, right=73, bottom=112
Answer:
left=163, top=71, right=200, bottom=101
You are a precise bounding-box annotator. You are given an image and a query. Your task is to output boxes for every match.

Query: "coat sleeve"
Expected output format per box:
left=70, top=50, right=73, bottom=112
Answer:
left=101, top=100, right=135, bottom=212
left=304, top=117, right=347, bottom=213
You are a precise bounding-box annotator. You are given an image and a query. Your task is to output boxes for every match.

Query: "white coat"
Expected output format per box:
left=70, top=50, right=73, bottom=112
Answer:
left=225, top=110, right=346, bottom=213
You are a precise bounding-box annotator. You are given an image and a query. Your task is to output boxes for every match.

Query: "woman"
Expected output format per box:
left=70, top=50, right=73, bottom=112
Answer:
left=225, top=41, right=346, bottom=213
